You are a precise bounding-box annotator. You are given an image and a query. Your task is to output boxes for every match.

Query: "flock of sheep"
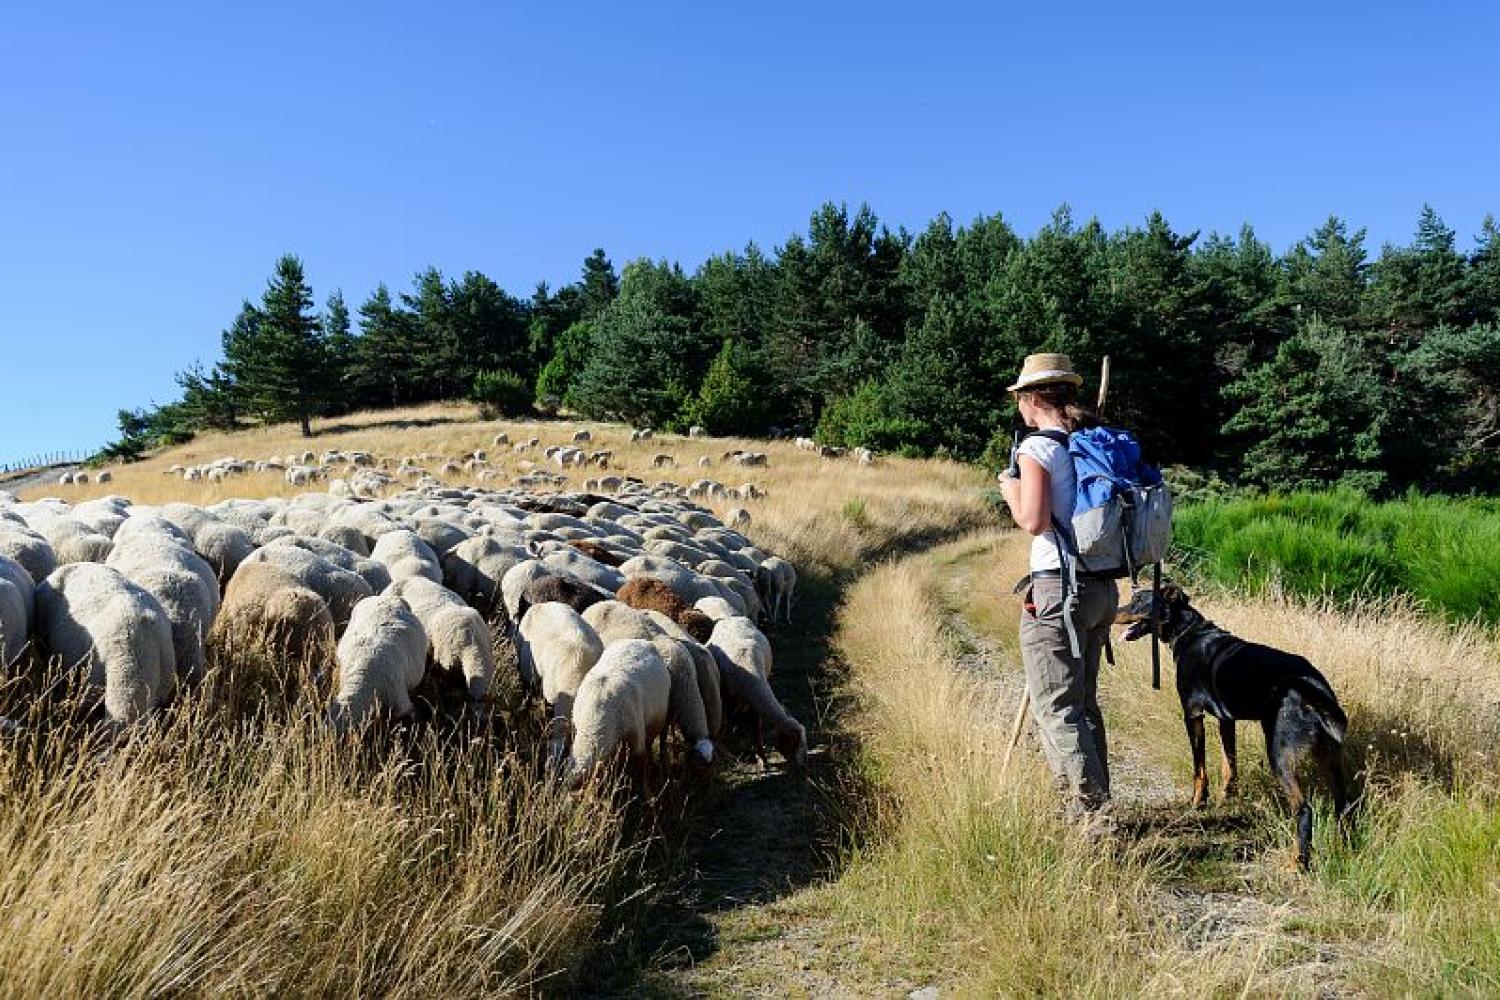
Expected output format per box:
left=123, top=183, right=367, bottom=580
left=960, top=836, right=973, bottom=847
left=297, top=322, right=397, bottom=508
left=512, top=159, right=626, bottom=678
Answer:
left=0, top=458, right=804, bottom=785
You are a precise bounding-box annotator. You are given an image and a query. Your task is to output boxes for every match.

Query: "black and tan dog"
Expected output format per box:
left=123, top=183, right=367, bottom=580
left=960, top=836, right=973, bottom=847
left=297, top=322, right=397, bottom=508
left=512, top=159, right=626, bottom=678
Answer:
left=1117, top=585, right=1350, bottom=868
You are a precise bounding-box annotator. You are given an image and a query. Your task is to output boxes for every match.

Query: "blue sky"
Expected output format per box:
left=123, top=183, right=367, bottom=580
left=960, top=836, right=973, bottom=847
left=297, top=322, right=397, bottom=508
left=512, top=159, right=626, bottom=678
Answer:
left=2, top=1, right=1496, bottom=459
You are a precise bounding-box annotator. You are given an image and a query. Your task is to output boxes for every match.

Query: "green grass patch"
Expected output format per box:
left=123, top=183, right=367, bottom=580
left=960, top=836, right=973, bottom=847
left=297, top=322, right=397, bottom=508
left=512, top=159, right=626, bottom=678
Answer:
left=1318, top=779, right=1500, bottom=994
left=1173, top=490, right=1500, bottom=625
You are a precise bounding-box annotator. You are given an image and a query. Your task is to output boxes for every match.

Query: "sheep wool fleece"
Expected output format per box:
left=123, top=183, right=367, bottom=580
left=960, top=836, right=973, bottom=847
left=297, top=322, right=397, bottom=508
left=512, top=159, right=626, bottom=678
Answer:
left=1019, top=574, right=1117, bottom=815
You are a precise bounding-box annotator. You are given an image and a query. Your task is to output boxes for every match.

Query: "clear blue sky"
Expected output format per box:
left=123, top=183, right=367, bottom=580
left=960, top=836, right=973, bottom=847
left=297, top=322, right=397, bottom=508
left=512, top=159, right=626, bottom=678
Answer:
left=2, top=1, right=1496, bottom=460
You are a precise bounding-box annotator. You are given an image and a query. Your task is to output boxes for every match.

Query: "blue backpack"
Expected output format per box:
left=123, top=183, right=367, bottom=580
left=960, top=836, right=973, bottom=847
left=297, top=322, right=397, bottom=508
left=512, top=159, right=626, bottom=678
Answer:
left=1031, top=426, right=1172, bottom=580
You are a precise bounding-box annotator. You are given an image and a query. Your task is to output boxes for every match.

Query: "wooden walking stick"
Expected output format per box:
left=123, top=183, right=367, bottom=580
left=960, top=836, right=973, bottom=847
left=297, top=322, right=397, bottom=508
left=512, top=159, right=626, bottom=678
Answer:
left=1002, top=357, right=1112, bottom=774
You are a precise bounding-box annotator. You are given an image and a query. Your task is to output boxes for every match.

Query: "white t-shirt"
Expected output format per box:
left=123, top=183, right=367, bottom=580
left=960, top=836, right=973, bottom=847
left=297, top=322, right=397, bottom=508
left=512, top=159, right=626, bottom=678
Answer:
left=1015, top=430, right=1075, bottom=573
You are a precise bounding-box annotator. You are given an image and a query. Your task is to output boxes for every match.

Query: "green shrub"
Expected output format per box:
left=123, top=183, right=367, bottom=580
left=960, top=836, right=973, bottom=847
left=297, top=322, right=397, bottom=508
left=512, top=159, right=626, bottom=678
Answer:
left=817, top=381, right=926, bottom=453
left=679, top=339, right=767, bottom=436
left=469, top=370, right=532, bottom=419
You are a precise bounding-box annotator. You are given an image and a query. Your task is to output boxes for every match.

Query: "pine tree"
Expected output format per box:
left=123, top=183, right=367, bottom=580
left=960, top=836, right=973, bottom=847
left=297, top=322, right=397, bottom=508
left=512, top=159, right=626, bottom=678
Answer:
left=450, top=270, right=529, bottom=379
left=351, top=284, right=414, bottom=408
left=402, top=268, right=458, bottom=399
left=1222, top=320, right=1389, bottom=492
left=535, top=320, right=596, bottom=407
left=322, top=289, right=355, bottom=413
left=1285, top=216, right=1369, bottom=328
left=569, top=297, right=699, bottom=428
left=222, top=255, right=333, bottom=437
left=1465, top=215, right=1500, bottom=326
left=579, top=249, right=620, bottom=319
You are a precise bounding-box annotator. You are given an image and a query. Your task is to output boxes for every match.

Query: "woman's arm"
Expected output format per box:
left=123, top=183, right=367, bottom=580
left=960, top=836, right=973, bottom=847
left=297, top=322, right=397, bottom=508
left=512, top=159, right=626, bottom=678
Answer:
left=998, top=454, right=1051, bottom=535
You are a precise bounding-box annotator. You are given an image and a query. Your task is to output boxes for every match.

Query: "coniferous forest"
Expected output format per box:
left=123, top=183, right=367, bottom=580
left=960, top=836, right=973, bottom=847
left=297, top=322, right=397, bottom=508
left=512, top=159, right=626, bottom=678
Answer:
left=111, top=202, right=1500, bottom=496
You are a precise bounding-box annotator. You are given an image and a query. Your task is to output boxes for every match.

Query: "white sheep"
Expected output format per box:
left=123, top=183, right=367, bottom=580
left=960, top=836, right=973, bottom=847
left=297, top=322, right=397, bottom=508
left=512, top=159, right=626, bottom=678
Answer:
left=327, top=595, right=429, bottom=733
left=34, top=563, right=177, bottom=723
left=0, top=523, right=58, bottom=583
left=710, top=615, right=805, bottom=766
left=500, top=559, right=553, bottom=622
left=0, top=554, right=34, bottom=667
left=159, top=504, right=256, bottom=584
left=758, top=555, right=797, bottom=623
left=516, top=602, right=605, bottom=759
left=237, top=546, right=373, bottom=629
left=30, top=516, right=113, bottom=566
left=581, top=600, right=663, bottom=645
left=370, top=528, right=443, bottom=584
left=106, top=533, right=220, bottom=684
left=639, top=612, right=723, bottom=744
left=387, top=577, right=496, bottom=700
left=565, top=639, right=672, bottom=786
left=649, top=635, right=715, bottom=765
left=692, top=596, right=739, bottom=621
left=269, top=535, right=392, bottom=593
left=541, top=546, right=625, bottom=594
left=442, top=535, right=528, bottom=615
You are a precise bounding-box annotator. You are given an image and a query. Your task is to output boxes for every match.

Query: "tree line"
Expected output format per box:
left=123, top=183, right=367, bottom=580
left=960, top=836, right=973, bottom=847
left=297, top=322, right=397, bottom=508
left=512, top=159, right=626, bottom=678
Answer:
left=108, top=202, right=1500, bottom=495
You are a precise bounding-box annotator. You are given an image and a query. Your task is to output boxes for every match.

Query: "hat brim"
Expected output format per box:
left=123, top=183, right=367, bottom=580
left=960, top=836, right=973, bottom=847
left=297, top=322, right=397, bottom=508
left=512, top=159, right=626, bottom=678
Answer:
left=1006, top=371, right=1084, bottom=392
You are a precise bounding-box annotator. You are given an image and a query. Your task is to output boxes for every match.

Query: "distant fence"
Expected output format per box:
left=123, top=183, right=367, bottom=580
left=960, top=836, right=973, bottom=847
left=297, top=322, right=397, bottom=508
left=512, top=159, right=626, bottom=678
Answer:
left=0, top=448, right=100, bottom=475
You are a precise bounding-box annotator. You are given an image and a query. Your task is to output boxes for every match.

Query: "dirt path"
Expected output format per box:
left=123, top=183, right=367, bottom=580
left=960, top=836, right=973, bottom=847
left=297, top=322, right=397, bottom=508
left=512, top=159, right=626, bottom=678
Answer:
left=0, top=465, right=78, bottom=497
left=577, top=565, right=882, bottom=998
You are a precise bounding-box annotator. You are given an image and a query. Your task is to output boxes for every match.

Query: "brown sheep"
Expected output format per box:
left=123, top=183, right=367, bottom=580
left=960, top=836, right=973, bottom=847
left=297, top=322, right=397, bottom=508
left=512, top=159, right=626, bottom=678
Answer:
left=516, top=573, right=612, bottom=623
left=678, top=608, right=716, bottom=644
left=617, top=576, right=692, bottom=620
left=567, top=539, right=624, bottom=567
left=616, top=577, right=715, bottom=642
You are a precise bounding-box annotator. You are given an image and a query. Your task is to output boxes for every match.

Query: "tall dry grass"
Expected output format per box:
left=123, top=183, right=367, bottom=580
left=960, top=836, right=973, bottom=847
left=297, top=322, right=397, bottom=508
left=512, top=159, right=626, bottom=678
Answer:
left=933, top=532, right=1500, bottom=994
left=5, top=405, right=998, bottom=994
left=816, top=536, right=1289, bottom=995
left=0, top=685, right=633, bottom=995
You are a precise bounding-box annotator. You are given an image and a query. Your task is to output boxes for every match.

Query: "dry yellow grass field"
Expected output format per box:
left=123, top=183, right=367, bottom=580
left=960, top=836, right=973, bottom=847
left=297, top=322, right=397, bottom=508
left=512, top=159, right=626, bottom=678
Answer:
left=9, top=406, right=1496, bottom=995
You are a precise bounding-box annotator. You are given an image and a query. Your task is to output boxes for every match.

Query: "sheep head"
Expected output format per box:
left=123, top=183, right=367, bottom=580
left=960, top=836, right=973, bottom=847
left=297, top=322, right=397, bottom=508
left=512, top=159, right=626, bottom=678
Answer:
left=772, top=718, right=807, bottom=767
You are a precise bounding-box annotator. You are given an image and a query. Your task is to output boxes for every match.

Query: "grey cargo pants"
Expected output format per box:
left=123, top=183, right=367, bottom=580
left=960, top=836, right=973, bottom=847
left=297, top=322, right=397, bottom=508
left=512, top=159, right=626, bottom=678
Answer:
left=1019, top=574, right=1118, bottom=814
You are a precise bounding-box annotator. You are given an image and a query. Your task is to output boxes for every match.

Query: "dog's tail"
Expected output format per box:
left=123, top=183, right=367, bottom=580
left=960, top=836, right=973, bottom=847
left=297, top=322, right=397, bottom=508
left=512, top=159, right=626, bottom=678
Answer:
left=1292, top=675, right=1348, bottom=744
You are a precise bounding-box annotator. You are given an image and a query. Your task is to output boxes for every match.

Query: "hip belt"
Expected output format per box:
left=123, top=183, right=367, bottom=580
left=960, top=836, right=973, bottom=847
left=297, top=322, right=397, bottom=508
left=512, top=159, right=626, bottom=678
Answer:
left=1026, top=568, right=1119, bottom=581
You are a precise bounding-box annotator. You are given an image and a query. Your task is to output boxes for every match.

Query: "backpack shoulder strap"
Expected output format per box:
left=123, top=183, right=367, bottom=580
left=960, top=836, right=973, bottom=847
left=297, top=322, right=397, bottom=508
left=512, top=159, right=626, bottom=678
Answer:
left=1026, top=428, right=1071, bottom=449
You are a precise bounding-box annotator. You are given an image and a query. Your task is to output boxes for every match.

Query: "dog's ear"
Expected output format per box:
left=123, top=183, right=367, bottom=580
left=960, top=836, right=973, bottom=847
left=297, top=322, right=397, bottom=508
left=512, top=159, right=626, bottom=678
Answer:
left=1159, top=583, right=1184, bottom=605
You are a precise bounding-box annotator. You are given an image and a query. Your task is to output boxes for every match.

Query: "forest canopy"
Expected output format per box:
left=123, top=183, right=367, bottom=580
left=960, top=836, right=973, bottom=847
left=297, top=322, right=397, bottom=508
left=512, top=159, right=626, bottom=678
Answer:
left=109, top=203, right=1500, bottom=495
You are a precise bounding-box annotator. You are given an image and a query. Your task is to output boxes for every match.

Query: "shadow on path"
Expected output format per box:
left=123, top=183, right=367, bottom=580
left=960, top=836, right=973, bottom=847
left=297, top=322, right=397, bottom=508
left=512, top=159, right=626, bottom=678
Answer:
left=571, top=519, right=990, bottom=998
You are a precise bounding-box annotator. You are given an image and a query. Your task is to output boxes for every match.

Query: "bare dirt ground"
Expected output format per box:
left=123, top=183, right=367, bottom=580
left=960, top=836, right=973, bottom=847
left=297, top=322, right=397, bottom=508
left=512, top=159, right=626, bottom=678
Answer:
left=0, top=464, right=79, bottom=496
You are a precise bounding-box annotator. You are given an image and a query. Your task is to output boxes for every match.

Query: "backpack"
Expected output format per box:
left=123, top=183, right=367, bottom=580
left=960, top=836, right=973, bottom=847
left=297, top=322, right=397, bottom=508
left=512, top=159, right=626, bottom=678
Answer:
left=1031, top=426, right=1173, bottom=580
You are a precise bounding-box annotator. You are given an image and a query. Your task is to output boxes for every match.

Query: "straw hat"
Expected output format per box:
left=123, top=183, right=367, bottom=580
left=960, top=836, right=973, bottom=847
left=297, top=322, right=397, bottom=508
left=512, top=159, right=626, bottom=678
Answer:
left=1006, top=353, right=1084, bottom=392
